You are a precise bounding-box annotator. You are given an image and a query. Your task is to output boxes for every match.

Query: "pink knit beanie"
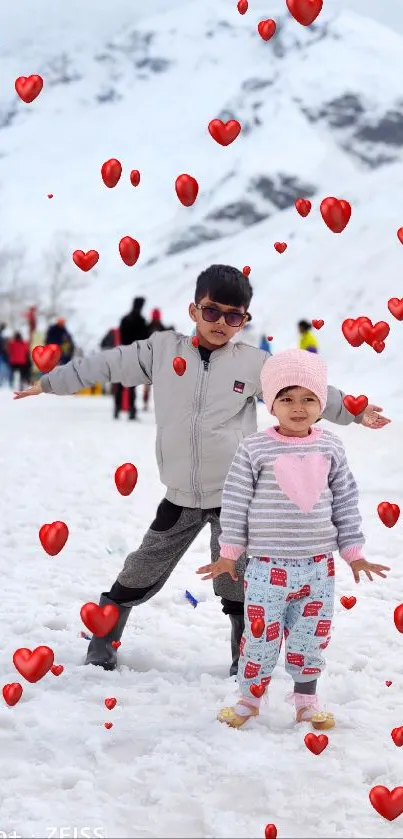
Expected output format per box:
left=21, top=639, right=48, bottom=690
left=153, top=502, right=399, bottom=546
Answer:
left=260, top=349, right=328, bottom=413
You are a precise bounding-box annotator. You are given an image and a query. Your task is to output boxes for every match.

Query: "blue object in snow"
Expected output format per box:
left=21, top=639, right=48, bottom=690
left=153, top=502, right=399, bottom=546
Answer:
left=185, top=590, right=198, bottom=608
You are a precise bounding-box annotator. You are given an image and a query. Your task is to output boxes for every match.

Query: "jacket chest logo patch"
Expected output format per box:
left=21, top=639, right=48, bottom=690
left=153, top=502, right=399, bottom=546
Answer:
left=233, top=380, right=245, bottom=393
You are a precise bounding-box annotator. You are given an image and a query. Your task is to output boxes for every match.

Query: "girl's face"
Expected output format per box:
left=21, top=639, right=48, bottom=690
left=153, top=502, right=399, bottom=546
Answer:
left=271, top=386, right=321, bottom=436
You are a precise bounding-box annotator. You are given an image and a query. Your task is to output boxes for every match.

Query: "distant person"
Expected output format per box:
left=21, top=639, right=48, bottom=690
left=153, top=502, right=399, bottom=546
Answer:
left=100, top=328, right=118, bottom=350
left=8, top=331, right=30, bottom=390
left=45, top=318, right=75, bottom=365
left=0, top=323, right=11, bottom=387
left=115, top=298, right=149, bottom=420
left=143, top=309, right=175, bottom=410
left=298, top=320, right=318, bottom=354
left=29, top=325, right=45, bottom=383
left=259, top=334, right=272, bottom=353
left=100, top=327, right=120, bottom=395
left=232, top=319, right=259, bottom=348
left=257, top=335, right=272, bottom=401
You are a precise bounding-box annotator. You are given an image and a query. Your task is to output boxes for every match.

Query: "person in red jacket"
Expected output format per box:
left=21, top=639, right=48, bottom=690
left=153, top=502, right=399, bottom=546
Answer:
left=8, top=331, right=30, bottom=390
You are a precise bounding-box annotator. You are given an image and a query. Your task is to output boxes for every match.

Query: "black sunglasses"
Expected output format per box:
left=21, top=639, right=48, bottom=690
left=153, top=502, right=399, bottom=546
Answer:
left=195, top=303, right=250, bottom=328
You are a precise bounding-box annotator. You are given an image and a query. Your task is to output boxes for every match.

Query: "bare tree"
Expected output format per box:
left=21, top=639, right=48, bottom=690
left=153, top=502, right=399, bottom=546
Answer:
left=0, top=243, right=39, bottom=330
left=38, top=234, right=91, bottom=327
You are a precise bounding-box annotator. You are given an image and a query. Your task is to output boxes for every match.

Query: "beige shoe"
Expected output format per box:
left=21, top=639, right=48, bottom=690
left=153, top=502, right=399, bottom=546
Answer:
left=217, top=702, right=259, bottom=728
left=296, top=706, right=335, bottom=729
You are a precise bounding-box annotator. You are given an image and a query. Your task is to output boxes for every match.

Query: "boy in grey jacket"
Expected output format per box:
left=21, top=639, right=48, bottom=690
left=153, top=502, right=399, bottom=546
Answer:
left=15, top=265, right=390, bottom=674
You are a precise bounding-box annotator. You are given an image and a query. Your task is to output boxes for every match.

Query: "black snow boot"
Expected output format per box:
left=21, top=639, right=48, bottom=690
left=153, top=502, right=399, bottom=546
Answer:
left=229, top=614, right=245, bottom=677
left=85, top=594, right=132, bottom=670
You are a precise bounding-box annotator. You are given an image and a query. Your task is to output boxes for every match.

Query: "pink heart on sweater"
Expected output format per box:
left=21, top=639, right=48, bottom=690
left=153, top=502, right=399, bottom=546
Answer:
left=273, top=453, right=330, bottom=513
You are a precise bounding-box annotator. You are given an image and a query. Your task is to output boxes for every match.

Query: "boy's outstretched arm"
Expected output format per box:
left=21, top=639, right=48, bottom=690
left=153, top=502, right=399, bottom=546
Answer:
left=322, top=386, right=391, bottom=429
left=14, top=337, right=155, bottom=399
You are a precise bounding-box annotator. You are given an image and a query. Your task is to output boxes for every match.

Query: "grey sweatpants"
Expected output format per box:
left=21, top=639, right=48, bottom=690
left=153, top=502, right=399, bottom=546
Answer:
left=112, top=498, right=246, bottom=607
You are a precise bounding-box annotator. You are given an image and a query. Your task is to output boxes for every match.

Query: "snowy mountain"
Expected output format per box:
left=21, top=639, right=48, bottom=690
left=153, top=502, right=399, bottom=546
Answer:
left=0, top=0, right=403, bottom=403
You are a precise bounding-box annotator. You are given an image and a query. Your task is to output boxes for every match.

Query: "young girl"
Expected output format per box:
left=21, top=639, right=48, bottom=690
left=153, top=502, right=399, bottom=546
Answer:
left=197, top=349, right=390, bottom=729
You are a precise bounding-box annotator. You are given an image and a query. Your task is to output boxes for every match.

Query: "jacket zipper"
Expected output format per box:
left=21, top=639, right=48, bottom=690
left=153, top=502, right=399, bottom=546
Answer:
left=190, top=358, right=210, bottom=505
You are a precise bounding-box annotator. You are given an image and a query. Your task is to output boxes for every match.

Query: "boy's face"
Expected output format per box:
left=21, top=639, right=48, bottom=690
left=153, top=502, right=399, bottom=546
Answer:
left=271, top=386, right=321, bottom=436
left=189, top=295, right=248, bottom=349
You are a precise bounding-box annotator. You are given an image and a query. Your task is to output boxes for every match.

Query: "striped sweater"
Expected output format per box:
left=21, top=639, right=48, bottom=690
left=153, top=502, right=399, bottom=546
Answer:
left=219, top=426, right=365, bottom=563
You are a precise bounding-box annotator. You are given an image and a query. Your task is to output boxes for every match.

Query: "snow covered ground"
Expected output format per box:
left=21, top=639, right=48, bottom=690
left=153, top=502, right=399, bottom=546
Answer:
left=1, top=388, right=403, bottom=839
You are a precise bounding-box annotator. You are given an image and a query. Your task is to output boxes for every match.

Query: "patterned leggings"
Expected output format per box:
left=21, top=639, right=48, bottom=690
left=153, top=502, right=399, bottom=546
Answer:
left=238, top=553, right=335, bottom=698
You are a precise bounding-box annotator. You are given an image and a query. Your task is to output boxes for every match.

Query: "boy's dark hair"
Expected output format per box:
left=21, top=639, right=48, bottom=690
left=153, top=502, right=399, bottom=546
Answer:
left=298, top=319, right=311, bottom=331
left=195, top=265, right=253, bottom=311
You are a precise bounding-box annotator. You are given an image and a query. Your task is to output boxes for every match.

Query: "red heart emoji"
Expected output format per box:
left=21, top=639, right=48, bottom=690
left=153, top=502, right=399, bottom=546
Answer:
left=372, top=340, right=385, bottom=353
left=250, top=683, right=265, bottom=698
left=39, top=521, right=69, bottom=556
left=369, top=785, right=403, bottom=821
left=251, top=618, right=265, bottom=638
left=130, top=169, right=140, bottom=187
left=357, top=316, right=373, bottom=328
left=101, top=158, right=122, bottom=188
left=258, top=19, right=277, bottom=40
left=264, top=826, right=277, bottom=839
left=397, top=228, right=403, bottom=244
left=191, top=336, right=200, bottom=348
left=51, top=665, right=64, bottom=676
left=175, top=174, right=199, bottom=207
left=342, top=394, right=368, bottom=416
left=72, top=250, right=99, bottom=272
left=320, top=197, right=351, bottom=233
left=104, top=722, right=113, bottom=729
left=340, top=596, right=356, bottom=610
left=386, top=681, right=393, bottom=687
left=312, top=319, right=324, bottom=329
left=388, top=298, right=403, bottom=321
left=119, top=236, right=140, bottom=267
left=208, top=119, right=241, bottom=146
left=267, top=336, right=273, bottom=342
left=286, top=0, right=323, bottom=26
left=295, top=198, right=312, bottom=217
left=13, top=646, right=54, bottom=683
left=242, top=266, right=251, bottom=276
left=105, top=697, right=117, bottom=710
left=304, top=733, right=328, bottom=755
left=341, top=318, right=365, bottom=348
left=111, top=641, right=121, bottom=649
left=237, top=0, right=248, bottom=13
left=47, top=193, right=53, bottom=199
left=377, top=502, right=400, bottom=528
left=2, top=682, right=23, bottom=706
left=394, top=604, right=403, bottom=633
left=80, top=603, right=120, bottom=637
left=173, top=356, right=186, bottom=376
left=31, top=344, right=61, bottom=373
left=15, top=74, right=43, bottom=103
left=114, top=463, right=138, bottom=496
left=274, top=242, right=287, bottom=253
left=358, top=320, right=390, bottom=345
left=391, top=727, right=403, bottom=747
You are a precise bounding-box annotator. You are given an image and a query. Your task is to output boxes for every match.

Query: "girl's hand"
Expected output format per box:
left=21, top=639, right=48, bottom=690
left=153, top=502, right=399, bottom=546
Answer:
left=349, top=558, right=390, bottom=583
left=14, top=381, right=42, bottom=399
left=196, top=556, right=238, bottom=581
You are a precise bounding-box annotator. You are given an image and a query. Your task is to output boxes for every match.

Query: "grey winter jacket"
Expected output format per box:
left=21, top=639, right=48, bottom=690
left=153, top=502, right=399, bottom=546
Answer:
left=40, top=330, right=363, bottom=508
